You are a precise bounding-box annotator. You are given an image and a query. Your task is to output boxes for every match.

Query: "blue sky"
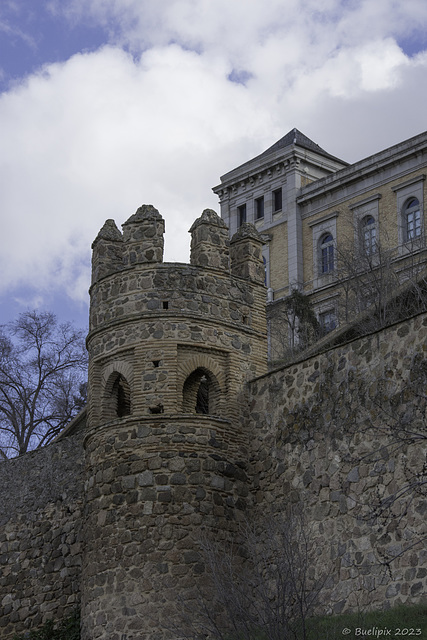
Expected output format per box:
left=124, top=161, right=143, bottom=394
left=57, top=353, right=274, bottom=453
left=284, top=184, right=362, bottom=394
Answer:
left=0, top=2, right=106, bottom=92
left=1, top=0, right=427, bottom=331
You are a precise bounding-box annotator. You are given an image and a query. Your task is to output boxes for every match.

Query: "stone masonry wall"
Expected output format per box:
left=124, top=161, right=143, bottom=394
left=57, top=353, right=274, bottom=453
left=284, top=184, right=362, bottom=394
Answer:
left=0, top=434, right=85, bottom=638
left=247, top=312, right=427, bottom=614
left=81, top=414, right=251, bottom=640
left=1, top=315, right=427, bottom=638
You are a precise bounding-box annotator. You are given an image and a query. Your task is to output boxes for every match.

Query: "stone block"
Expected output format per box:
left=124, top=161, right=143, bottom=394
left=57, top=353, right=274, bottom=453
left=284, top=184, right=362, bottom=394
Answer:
left=138, top=471, right=154, bottom=487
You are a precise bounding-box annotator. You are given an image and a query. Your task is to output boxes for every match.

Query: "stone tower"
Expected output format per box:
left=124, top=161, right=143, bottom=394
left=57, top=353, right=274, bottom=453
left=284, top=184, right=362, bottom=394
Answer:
left=81, top=205, right=267, bottom=639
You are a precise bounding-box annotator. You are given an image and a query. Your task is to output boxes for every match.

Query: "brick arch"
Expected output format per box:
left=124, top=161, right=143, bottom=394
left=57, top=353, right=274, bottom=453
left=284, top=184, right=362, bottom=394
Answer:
left=178, top=354, right=226, bottom=416
left=102, top=361, right=133, bottom=421
left=178, top=354, right=225, bottom=392
left=102, top=361, right=134, bottom=388
left=182, top=367, right=223, bottom=416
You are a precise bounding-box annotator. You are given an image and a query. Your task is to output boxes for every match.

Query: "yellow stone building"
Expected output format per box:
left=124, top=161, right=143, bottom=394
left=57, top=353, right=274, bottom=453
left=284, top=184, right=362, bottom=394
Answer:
left=213, top=129, right=427, bottom=358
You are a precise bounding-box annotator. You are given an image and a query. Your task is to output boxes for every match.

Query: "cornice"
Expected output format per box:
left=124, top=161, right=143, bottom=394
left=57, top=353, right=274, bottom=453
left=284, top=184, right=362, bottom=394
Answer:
left=348, top=193, right=382, bottom=210
left=307, top=211, right=339, bottom=227
left=213, top=147, right=344, bottom=200
left=391, top=174, right=426, bottom=192
left=298, top=132, right=427, bottom=205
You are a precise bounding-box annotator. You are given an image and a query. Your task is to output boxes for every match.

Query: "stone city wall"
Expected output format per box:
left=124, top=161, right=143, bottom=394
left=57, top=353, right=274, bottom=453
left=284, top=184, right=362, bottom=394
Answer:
left=80, top=414, right=251, bottom=640
left=1, top=313, right=427, bottom=638
left=247, top=311, right=427, bottom=614
left=0, top=434, right=85, bottom=638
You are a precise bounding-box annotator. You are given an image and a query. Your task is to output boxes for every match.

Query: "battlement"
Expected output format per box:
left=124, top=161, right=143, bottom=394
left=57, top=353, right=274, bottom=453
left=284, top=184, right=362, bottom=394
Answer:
left=189, top=207, right=230, bottom=270
left=88, top=205, right=268, bottom=429
left=88, top=207, right=267, bottom=376
left=91, top=204, right=265, bottom=286
left=87, top=205, right=267, bottom=425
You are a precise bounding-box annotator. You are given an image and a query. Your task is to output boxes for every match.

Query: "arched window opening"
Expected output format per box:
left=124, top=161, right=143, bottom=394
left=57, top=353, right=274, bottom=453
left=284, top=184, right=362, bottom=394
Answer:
left=404, top=198, right=421, bottom=240
left=182, top=367, right=222, bottom=416
left=361, top=215, right=376, bottom=255
left=111, top=373, right=131, bottom=418
left=319, top=233, right=334, bottom=274
left=196, top=375, right=209, bottom=414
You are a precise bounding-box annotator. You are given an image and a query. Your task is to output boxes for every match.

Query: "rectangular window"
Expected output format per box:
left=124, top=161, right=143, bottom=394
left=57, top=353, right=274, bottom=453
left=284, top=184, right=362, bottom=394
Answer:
left=273, top=188, right=282, bottom=212
left=363, top=225, right=376, bottom=255
left=319, top=310, right=337, bottom=335
left=320, top=234, right=334, bottom=274
left=361, top=216, right=376, bottom=255
left=255, top=196, right=264, bottom=220
left=407, top=209, right=421, bottom=240
left=321, top=246, right=334, bottom=273
left=238, top=204, right=246, bottom=226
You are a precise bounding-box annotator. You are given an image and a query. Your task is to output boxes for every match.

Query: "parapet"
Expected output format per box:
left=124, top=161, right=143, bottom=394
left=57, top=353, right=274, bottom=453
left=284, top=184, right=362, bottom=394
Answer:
left=230, top=222, right=265, bottom=283
left=91, top=205, right=165, bottom=285
left=189, top=208, right=230, bottom=270
left=91, top=219, right=123, bottom=284
left=122, top=204, right=165, bottom=267
left=91, top=205, right=265, bottom=287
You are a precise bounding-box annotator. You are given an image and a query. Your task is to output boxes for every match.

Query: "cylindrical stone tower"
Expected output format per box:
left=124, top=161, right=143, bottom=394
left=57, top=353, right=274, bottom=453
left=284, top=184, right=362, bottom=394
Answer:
left=81, top=205, right=267, bottom=640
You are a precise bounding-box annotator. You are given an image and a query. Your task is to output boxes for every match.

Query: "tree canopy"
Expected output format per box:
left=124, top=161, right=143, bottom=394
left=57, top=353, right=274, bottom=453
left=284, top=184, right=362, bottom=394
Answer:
left=0, top=311, right=87, bottom=459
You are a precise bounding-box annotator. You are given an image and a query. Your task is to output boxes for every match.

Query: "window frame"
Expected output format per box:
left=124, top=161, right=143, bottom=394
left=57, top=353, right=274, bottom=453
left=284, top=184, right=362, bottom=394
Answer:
left=319, top=233, right=335, bottom=275
left=310, top=212, right=338, bottom=289
left=272, top=188, right=282, bottom=213
left=403, top=197, right=421, bottom=241
left=361, top=215, right=377, bottom=256
left=350, top=194, right=381, bottom=261
left=319, top=309, right=337, bottom=335
left=237, top=203, right=247, bottom=227
left=393, top=175, right=425, bottom=253
left=255, top=196, right=264, bottom=220
left=104, top=371, right=132, bottom=420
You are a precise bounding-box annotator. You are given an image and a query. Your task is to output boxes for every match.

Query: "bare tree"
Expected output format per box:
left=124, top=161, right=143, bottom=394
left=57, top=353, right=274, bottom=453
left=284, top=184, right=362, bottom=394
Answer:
left=296, top=346, right=427, bottom=571
left=348, top=352, right=427, bottom=563
left=0, top=311, right=87, bottom=458
left=334, top=224, right=427, bottom=333
left=268, top=291, right=320, bottom=364
left=179, top=506, right=329, bottom=640
left=335, top=237, right=396, bottom=327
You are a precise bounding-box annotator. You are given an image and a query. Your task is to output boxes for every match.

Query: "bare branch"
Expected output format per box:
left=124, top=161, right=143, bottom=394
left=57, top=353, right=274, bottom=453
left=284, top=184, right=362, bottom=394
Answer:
left=178, top=507, right=330, bottom=640
left=0, top=311, right=87, bottom=457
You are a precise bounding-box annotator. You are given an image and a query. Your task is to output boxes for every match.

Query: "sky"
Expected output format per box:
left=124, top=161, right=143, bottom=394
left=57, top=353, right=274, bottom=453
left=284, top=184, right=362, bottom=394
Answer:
left=1, top=0, right=427, bottom=330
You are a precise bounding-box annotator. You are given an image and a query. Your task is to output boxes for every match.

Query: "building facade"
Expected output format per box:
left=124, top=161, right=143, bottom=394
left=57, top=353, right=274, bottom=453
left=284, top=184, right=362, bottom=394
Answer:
left=213, top=129, right=427, bottom=357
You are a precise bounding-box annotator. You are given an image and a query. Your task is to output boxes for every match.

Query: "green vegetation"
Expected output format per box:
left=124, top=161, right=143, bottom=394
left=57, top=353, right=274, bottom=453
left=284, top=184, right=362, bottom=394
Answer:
left=12, top=611, right=80, bottom=640
left=306, top=604, right=427, bottom=639
left=226, top=604, right=427, bottom=640
left=9, top=604, right=427, bottom=640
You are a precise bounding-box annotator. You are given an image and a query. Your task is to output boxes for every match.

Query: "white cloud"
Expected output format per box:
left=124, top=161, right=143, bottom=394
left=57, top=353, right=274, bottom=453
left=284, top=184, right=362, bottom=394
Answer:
left=56, top=0, right=427, bottom=60
left=0, top=44, right=263, bottom=306
left=1, top=0, right=427, bottom=321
